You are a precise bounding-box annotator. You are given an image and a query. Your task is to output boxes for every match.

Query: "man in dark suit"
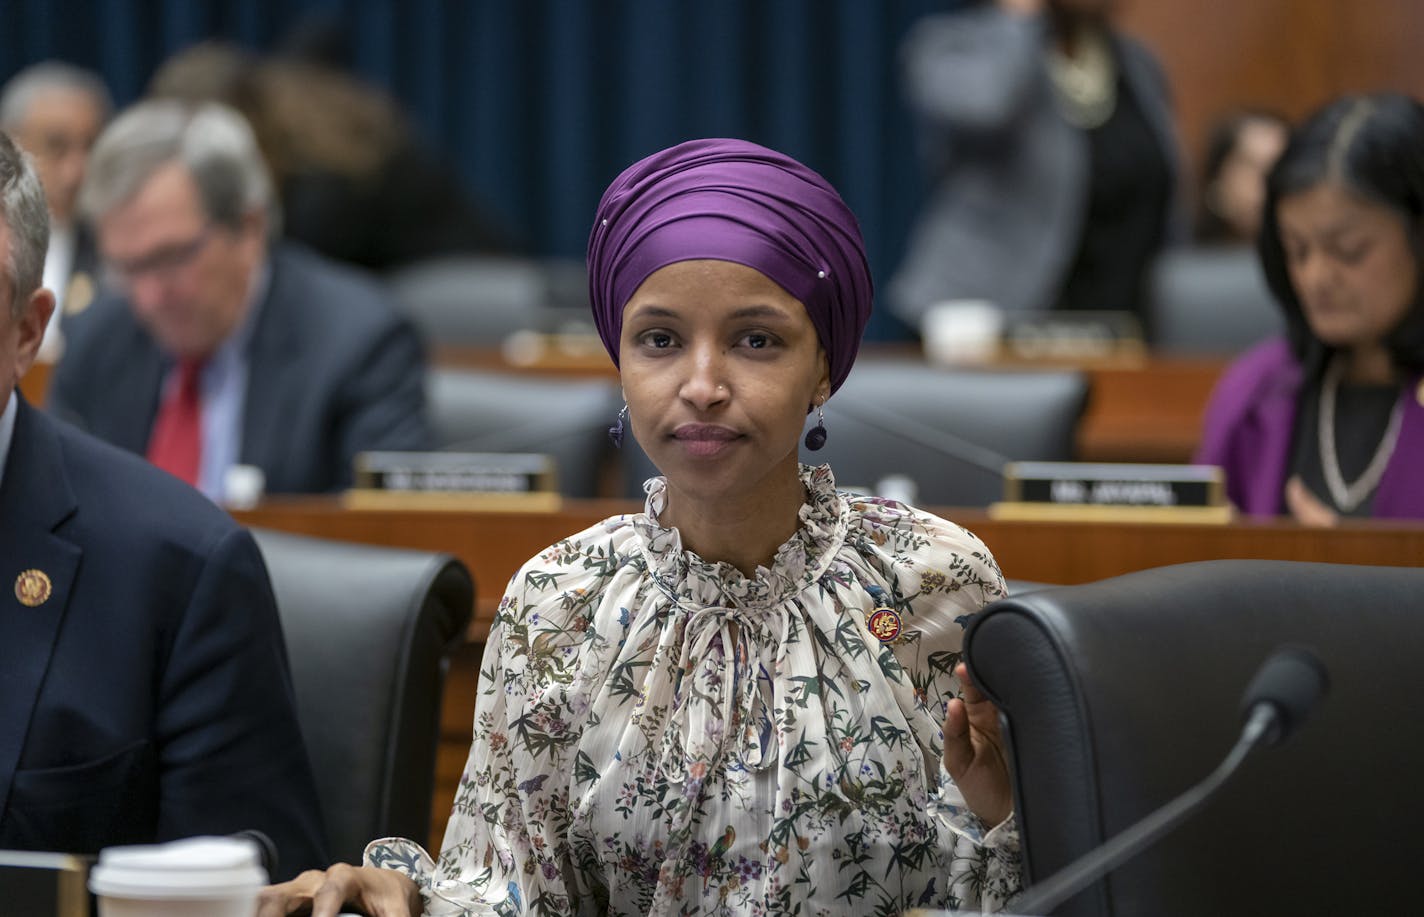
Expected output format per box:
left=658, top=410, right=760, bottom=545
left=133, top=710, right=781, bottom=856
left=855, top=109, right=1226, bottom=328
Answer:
left=48, top=99, right=430, bottom=501
left=0, top=130, right=326, bottom=878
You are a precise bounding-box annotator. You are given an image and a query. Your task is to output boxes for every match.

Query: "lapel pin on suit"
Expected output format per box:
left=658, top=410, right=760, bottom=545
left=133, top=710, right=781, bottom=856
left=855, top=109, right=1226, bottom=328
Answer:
left=15, top=569, right=52, bottom=607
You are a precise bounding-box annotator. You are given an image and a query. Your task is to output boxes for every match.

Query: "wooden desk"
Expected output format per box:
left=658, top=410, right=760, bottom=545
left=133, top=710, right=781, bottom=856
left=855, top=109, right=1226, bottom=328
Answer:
left=235, top=498, right=1424, bottom=634
left=1074, top=357, right=1223, bottom=463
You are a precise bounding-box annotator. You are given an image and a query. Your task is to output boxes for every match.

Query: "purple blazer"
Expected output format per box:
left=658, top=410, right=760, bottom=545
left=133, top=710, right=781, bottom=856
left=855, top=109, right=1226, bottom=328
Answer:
left=1194, top=337, right=1424, bottom=519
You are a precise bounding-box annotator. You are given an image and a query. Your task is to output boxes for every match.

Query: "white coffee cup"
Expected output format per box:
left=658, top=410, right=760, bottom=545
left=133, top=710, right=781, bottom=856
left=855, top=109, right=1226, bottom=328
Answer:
left=89, top=836, right=268, bottom=917
left=921, top=299, right=1004, bottom=366
left=222, top=463, right=267, bottom=510
left=875, top=474, right=919, bottom=505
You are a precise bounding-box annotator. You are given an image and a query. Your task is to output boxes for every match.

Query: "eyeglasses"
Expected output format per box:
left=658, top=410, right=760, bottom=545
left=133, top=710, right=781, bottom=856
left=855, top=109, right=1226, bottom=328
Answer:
left=102, top=224, right=216, bottom=287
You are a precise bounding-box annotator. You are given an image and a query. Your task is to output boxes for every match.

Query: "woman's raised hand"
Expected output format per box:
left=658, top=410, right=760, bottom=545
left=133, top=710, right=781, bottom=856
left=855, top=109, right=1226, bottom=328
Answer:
left=942, top=661, right=1014, bottom=829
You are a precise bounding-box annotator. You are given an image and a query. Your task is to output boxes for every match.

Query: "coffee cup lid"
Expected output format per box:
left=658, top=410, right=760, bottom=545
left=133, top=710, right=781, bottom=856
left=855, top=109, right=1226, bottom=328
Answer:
left=89, top=836, right=268, bottom=899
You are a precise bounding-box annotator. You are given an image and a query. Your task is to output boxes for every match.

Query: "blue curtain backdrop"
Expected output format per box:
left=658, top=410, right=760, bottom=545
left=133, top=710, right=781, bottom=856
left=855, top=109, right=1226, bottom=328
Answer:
left=1, top=0, right=963, bottom=340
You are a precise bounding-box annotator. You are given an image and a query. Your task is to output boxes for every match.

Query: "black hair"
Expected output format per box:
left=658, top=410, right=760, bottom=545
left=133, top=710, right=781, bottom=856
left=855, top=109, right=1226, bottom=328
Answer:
left=1258, top=92, right=1424, bottom=373
left=1195, top=108, right=1288, bottom=244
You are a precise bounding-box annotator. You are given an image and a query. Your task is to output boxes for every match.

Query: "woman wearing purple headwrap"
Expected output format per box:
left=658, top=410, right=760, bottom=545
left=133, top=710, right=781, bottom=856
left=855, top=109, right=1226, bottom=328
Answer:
left=260, top=140, right=1021, bottom=916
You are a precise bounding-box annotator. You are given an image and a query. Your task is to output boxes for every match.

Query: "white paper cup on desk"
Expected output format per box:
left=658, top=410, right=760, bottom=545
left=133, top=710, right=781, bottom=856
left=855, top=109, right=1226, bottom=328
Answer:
left=89, top=836, right=267, bottom=917
left=921, top=299, right=1004, bottom=365
left=222, top=463, right=267, bottom=511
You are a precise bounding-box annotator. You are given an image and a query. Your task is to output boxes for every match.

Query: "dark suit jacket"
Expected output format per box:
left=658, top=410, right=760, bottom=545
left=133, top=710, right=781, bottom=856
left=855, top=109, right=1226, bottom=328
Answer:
left=49, top=243, right=431, bottom=493
left=0, top=397, right=328, bottom=879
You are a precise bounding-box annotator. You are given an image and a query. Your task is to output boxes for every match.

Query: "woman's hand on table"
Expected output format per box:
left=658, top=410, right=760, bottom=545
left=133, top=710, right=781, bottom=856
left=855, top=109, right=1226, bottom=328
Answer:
left=256, top=863, right=421, bottom=917
left=1285, top=476, right=1341, bottom=527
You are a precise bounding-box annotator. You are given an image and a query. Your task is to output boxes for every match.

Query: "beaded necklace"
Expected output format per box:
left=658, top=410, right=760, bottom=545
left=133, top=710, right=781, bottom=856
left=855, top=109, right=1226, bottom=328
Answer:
left=1046, top=26, right=1117, bottom=129
left=1318, top=355, right=1404, bottom=512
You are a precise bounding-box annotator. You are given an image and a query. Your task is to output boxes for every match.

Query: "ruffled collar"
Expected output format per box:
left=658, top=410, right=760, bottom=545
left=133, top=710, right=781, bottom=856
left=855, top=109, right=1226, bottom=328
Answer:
left=632, top=463, right=850, bottom=612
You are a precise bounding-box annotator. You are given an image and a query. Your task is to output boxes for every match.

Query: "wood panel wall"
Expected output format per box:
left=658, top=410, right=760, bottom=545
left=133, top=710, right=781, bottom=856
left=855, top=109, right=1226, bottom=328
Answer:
left=1119, top=0, right=1424, bottom=187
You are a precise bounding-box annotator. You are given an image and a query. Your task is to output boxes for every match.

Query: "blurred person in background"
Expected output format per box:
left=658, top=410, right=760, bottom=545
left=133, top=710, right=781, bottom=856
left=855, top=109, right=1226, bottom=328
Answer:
left=1196, top=92, right=1424, bottom=523
left=1195, top=108, right=1290, bottom=246
left=0, top=128, right=325, bottom=881
left=48, top=100, right=430, bottom=501
left=0, top=61, right=110, bottom=360
left=890, top=0, right=1182, bottom=335
left=1140, top=108, right=1290, bottom=354
left=148, top=39, right=516, bottom=272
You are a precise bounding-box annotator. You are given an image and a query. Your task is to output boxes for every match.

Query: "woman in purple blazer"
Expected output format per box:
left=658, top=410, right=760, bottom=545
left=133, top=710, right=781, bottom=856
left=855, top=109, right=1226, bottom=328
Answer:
left=1196, top=92, right=1424, bottom=523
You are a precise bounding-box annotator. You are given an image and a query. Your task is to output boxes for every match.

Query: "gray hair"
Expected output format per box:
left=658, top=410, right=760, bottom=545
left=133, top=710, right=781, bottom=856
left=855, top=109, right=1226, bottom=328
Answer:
left=0, top=61, right=113, bottom=130
left=0, top=131, right=52, bottom=316
left=78, top=99, right=277, bottom=235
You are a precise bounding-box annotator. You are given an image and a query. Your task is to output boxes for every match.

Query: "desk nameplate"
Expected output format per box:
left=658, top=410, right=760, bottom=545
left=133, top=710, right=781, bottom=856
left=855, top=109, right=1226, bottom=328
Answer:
left=1000, top=461, right=1227, bottom=522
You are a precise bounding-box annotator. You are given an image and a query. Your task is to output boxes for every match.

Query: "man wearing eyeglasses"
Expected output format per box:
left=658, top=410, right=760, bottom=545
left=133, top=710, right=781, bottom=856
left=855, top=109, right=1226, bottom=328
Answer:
left=48, top=99, right=431, bottom=501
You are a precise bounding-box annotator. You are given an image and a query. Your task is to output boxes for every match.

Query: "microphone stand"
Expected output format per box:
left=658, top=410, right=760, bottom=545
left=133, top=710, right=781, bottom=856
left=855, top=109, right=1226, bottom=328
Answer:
left=826, top=402, right=1011, bottom=478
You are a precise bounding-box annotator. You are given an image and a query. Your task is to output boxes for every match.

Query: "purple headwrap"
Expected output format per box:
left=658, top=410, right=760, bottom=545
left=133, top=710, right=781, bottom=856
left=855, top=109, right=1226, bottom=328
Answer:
left=586, top=138, right=873, bottom=394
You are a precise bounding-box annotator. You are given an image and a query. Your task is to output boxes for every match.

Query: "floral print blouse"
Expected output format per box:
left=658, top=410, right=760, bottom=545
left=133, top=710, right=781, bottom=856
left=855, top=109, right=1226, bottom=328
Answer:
left=367, top=464, right=1022, bottom=915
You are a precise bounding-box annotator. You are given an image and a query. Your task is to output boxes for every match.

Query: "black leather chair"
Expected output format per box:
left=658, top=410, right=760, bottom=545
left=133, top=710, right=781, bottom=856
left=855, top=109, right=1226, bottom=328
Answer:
left=813, top=361, right=1087, bottom=506
left=426, top=367, right=622, bottom=498
left=386, top=254, right=591, bottom=345
left=619, top=362, right=1087, bottom=505
left=965, top=559, right=1424, bottom=916
left=251, top=530, right=475, bottom=865
left=1148, top=247, right=1282, bottom=355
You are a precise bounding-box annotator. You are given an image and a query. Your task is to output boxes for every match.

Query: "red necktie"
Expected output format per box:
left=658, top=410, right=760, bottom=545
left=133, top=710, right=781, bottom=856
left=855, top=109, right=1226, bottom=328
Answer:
left=146, top=359, right=204, bottom=486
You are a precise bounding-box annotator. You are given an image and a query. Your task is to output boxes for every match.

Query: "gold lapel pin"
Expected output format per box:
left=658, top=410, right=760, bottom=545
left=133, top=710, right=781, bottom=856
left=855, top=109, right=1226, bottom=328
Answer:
left=15, top=569, right=52, bottom=607
left=1416, top=378, right=1424, bottom=407
left=867, top=606, right=903, bottom=643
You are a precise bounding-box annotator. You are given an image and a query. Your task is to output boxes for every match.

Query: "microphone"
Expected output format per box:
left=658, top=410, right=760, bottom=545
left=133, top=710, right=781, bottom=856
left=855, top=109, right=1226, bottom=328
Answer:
left=1238, top=645, right=1329, bottom=746
left=825, top=401, right=1011, bottom=480
left=1010, top=646, right=1329, bottom=916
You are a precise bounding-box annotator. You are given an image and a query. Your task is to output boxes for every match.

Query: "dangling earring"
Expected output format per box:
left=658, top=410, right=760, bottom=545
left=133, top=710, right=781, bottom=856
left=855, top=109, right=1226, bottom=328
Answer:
left=803, top=401, right=828, bottom=451
left=608, top=404, right=629, bottom=448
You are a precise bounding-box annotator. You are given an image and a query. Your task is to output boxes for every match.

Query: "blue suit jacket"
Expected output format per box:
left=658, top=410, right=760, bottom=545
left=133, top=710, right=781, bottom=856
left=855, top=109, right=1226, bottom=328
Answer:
left=0, top=397, right=327, bottom=879
left=48, top=243, right=431, bottom=494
